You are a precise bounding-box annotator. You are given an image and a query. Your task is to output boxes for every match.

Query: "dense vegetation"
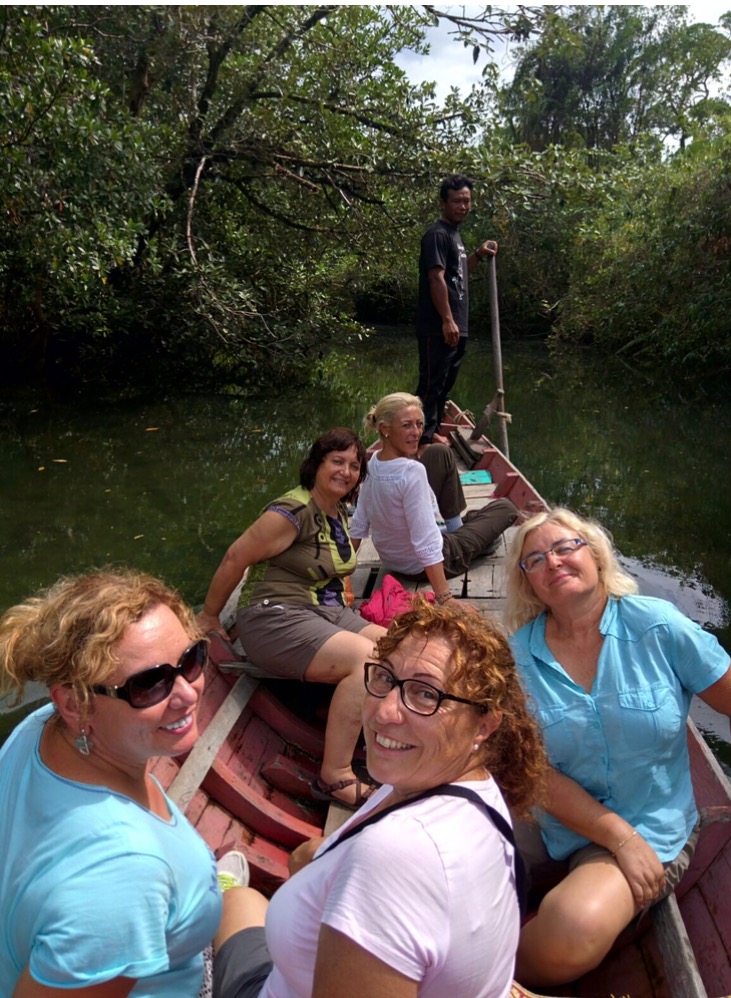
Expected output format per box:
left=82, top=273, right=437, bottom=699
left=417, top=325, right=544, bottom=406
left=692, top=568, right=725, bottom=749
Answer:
left=1, top=4, right=730, bottom=395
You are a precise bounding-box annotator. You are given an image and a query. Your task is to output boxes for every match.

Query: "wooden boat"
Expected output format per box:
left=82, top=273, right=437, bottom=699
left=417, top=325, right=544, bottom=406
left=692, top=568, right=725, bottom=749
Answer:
left=151, top=400, right=731, bottom=998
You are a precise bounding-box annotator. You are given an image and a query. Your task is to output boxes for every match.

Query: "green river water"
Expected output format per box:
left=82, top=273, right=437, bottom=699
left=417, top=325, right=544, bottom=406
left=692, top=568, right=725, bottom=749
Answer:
left=1, top=330, right=729, bottom=764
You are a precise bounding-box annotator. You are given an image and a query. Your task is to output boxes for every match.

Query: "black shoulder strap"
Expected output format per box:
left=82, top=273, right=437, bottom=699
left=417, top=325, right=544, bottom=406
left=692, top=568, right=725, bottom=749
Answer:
left=316, top=783, right=527, bottom=917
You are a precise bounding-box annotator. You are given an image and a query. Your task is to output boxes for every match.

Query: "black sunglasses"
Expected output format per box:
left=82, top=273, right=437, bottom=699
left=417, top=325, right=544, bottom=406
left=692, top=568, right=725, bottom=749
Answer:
left=92, top=639, right=208, bottom=709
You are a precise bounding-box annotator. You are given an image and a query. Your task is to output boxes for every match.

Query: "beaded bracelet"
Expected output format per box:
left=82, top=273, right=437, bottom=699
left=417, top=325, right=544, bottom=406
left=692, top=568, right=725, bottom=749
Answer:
left=611, top=829, right=638, bottom=858
left=435, top=591, right=453, bottom=605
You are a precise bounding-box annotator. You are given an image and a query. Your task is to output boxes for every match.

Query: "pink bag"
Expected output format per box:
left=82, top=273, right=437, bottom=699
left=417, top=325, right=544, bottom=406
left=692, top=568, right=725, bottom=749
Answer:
left=359, top=574, right=435, bottom=628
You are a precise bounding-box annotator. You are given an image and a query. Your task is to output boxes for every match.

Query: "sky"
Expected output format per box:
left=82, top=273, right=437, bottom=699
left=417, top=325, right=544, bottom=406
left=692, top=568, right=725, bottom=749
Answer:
left=395, top=3, right=731, bottom=102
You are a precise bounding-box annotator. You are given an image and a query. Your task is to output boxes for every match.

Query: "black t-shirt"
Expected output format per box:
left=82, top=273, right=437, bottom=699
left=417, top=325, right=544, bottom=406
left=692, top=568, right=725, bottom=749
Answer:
left=416, top=219, right=469, bottom=337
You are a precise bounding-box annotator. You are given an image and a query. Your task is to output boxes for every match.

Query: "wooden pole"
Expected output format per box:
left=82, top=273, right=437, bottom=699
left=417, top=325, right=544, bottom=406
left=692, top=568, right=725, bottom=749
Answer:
left=488, top=255, right=509, bottom=458
left=470, top=255, right=510, bottom=457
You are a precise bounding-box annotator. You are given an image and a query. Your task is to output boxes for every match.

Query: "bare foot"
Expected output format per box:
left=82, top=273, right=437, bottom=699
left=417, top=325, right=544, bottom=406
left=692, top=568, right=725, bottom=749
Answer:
left=432, top=432, right=452, bottom=446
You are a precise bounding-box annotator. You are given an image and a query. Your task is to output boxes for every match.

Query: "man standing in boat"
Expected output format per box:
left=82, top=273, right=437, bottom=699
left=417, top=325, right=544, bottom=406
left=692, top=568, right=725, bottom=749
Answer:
left=415, top=174, right=497, bottom=446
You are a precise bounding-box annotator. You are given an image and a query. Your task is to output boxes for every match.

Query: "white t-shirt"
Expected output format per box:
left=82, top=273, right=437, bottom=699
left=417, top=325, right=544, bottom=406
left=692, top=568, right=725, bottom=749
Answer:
left=260, top=780, right=520, bottom=998
left=351, top=455, right=445, bottom=574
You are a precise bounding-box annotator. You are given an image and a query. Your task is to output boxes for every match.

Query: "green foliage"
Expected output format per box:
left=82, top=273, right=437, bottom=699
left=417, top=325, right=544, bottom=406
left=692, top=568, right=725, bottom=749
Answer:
left=554, top=136, right=731, bottom=375
left=3, top=4, right=731, bottom=389
left=501, top=5, right=731, bottom=152
left=455, top=139, right=621, bottom=340
left=0, top=8, right=166, bottom=385
left=0, top=4, right=549, bottom=393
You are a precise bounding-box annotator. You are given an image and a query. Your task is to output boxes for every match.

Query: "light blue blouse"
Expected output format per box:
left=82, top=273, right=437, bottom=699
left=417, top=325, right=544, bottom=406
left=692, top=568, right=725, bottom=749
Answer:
left=0, top=704, right=221, bottom=995
left=510, top=596, right=729, bottom=861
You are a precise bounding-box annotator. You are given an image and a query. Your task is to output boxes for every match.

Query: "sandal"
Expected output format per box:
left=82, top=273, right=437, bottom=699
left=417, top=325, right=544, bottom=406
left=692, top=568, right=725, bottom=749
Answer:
left=311, top=776, right=378, bottom=810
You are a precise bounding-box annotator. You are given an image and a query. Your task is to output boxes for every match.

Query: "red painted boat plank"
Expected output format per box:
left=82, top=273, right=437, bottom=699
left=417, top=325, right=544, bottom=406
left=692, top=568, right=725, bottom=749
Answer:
left=582, top=933, right=655, bottom=997
left=261, top=752, right=319, bottom=798
left=195, top=797, right=239, bottom=851
left=226, top=711, right=286, bottom=774
left=204, top=760, right=322, bottom=847
left=183, top=787, right=209, bottom=826
left=249, top=686, right=326, bottom=758
left=682, top=882, right=731, bottom=997
left=224, top=717, right=320, bottom=823
left=687, top=722, right=731, bottom=809
left=192, top=798, right=291, bottom=892
left=199, top=663, right=234, bottom=721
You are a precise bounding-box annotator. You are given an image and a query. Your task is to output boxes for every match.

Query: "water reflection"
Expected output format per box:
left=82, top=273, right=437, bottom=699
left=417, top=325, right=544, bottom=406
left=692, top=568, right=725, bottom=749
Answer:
left=1, top=333, right=730, bottom=764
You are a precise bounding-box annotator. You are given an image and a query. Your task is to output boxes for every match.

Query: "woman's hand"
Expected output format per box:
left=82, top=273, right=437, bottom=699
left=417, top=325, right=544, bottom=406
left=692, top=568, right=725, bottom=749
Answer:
left=198, top=511, right=299, bottom=633
left=543, top=768, right=666, bottom=907
left=612, top=832, right=666, bottom=908
left=195, top=609, right=227, bottom=637
left=288, top=836, right=325, bottom=876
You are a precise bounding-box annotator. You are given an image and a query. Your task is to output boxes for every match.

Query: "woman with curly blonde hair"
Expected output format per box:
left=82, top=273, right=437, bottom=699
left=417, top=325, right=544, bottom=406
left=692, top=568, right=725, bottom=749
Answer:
left=0, top=568, right=220, bottom=996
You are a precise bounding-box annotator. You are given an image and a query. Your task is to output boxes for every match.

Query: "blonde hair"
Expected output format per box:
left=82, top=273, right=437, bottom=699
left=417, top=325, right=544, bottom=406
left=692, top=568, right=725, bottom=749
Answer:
left=363, top=392, right=423, bottom=439
left=504, top=507, right=639, bottom=632
left=0, top=568, right=201, bottom=711
left=375, top=599, right=548, bottom=817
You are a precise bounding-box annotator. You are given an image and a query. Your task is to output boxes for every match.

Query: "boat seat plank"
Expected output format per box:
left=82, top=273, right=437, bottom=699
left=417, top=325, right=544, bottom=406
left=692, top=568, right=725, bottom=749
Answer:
left=651, top=893, right=708, bottom=998
left=206, top=761, right=321, bottom=847
left=356, top=536, right=380, bottom=566
left=463, top=561, right=500, bottom=598
left=350, top=563, right=379, bottom=599
left=218, top=659, right=283, bottom=680
left=451, top=598, right=506, bottom=623
left=167, top=674, right=258, bottom=811
left=462, top=486, right=498, bottom=506
left=324, top=802, right=354, bottom=837
left=261, top=752, right=318, bottom=798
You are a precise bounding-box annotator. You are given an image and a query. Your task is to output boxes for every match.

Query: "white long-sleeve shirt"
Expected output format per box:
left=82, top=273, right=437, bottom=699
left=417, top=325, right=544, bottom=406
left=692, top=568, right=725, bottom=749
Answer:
left=350, top=454, right=445, bottom=574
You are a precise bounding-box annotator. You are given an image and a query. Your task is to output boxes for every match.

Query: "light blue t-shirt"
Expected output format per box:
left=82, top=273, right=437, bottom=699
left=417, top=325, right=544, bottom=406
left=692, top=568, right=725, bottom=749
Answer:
left=510, top=596, right=730, bottom=862
left=0, top=704, right=221, bottom=996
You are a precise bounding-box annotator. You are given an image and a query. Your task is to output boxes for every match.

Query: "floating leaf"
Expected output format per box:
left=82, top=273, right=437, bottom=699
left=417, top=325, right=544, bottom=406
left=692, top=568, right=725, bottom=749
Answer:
left=52, top=459, right=68, bottom=463
left=133, top=534, right=144, bottom=539
left=145, top=427, right=159, bottom=432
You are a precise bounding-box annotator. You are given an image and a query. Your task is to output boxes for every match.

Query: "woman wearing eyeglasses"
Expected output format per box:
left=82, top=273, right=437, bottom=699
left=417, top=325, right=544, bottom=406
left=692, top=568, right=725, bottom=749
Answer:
left=504, top=507, right=731, bottom=989
left=0, top=569, right=220, bottom=997
left=211, top=600, right=548, bottom=998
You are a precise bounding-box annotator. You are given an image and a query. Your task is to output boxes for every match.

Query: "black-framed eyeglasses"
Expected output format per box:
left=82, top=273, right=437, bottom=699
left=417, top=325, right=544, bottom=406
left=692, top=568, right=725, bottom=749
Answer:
left=364, top=662, right=485, bottom=717
left=92, top=638, right=208, bottom=709
left=519, top=537, right=588, bottom=574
